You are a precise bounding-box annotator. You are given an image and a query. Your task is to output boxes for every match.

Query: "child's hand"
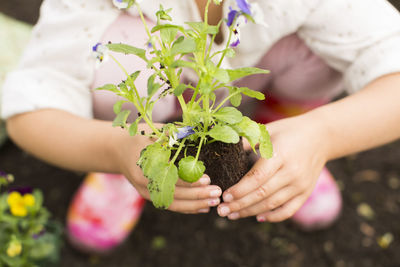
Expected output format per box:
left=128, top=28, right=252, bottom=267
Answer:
left=216, top=115, right=328, bottom=222
left=117, top=124, right=222, bottom=214
left=127, top=170, right=222, bottom=214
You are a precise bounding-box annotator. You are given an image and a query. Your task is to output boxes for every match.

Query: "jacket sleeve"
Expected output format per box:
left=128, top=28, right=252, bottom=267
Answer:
left=298, top=0, right=400, bottom=93
left=1, top=0, right=119, bottom=119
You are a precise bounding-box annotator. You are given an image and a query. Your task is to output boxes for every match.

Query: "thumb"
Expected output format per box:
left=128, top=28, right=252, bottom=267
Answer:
left=242, top=137, right=252, bottom=151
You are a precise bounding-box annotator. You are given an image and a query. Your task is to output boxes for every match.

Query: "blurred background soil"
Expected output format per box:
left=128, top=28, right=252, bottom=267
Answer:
left=1, top=1, right=400, bottom=266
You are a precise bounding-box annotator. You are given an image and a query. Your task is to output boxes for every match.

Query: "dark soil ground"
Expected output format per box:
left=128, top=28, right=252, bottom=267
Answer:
left=1, top=1, right=400, bottom=266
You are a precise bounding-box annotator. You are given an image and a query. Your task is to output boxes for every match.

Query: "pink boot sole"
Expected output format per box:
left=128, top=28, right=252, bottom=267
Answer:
left=291, top=167, right=342, bottom=231
left=67, top=173, right=145, bottom=252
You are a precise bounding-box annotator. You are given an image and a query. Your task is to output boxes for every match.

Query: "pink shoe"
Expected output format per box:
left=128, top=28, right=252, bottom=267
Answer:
left=291, top=167, right=342, bottom=231
left=67, top=173, right=145, bottom=253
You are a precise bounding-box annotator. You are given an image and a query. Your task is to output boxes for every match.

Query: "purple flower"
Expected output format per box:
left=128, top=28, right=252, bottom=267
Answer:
left=230, top=36, right=240, bottom=47
left=33, top=229, right=46, bottom=239
left=92, top=42, right=100, bottom=52
left=176, top=126, right=195, bottom=139
left=168, top=126, right=196, bottom=147
left=8, top=186, right=33, bottom=195
left=236, top=0, right=252, bottom=15
left=227, top=8, right=238, bottom=27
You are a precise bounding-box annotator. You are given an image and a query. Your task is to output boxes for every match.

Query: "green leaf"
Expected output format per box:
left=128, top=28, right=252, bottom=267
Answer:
left=147, top=163, right=178, bottom=209
left=156, top=6, right=173, bottom=21
left=139, top=143, right=171, bottom=179
left=178, top=156, right=205, bottom=182
left=185, top=22, right=218, bottom=34
left=130, top=70, right=141, bottom=80
left=95, top=84, right=118, bottom=92
left=170, top=60, right=197, bottom=70
left=185, top=22, right=204, bottom=33
left=107, top=43, right=147, bottom=60
left=259, top=124, right=273, bottom=158
left=147, top=74, right=162, bottom=98
left=160, top=27, right=178, bottom=44
left=151, top=24, right=184, bottom=34
left=228, top=87, right=242, bottom=107
left=183, top=102, right=203, bottom=124
left=213, top=68, right=229, bottom=83
left=199, top=81, right=212, bottom=94
left=126, top=71, right=141, bottom=87
left=138, top=143, right=178, bottom=208
left=213, top=107, right=243, bottom=124
left=118, top=82, right=128, bottom=93
left=206, top=25, right=219, bottom=34
left=112, top=110, right=131, bottom=128
left=231, top=116, right=260, bottom=151
left=33, top=189, right=44, bottom=209
left=208, top=125, right=240, bottom=144
left=174, top=83, right=187, bottom=96
left=227, top=67, right=270, bottom=82
left=240, top=87, right=265, bottom=100
left=113, top=100, right=125, bottom=115
left=129, top=120, right=138, bottom=136
left=173, top=36, right=184, bottom=45
left=224, top=48, right=235, bottom=58
left=171, top=38, right=197, bottom=55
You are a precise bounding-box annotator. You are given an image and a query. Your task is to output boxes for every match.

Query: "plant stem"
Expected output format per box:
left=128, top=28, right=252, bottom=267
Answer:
left=217, top=27, right=233, bottom=68
left=109, top=54, right=161, bottom=136
left=195, top=136, right=205, bottom=161
left=214, top=90, right=242, bottom=111
left=109, top=54, right=141, bottom=102
left=135, top=2, right=164, bottom=51
left=204, top=0, right=212, bottom=25
left=135, top=2, right=151, bottom=38
left=166, top=68, right=188, bottom=112
left=170, top=139, right=186, bottom=164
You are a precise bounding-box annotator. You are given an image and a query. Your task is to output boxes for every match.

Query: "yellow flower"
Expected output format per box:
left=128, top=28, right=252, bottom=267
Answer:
left=7, top=192, right=35, bottom=217
left=23, top=194, right=35, bottom=207
left=7, top=240, right=22, bottom=258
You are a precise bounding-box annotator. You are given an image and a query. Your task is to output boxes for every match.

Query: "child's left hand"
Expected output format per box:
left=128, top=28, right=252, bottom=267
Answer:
left=216, top=114, right=328, bottom=222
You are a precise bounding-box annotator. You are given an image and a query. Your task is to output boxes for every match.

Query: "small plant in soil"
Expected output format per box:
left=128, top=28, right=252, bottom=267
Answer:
left=0, top=171, right=62, bottom=267
left=95, top=0, right=273, bottom=208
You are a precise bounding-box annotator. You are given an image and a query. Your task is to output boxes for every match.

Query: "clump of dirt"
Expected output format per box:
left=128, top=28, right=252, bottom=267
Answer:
left=177, top=139, right=249, bottom=190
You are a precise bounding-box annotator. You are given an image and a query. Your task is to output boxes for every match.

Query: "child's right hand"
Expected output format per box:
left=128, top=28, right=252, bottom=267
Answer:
left=116, top=123, right=222, bottom=214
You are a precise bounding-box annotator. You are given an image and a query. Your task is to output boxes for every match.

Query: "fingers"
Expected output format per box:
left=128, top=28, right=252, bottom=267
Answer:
left=176, top=174, right=211, bottom=187
left=224, top=186, right=298, bottom=220
left=217, top=173, right=291, bottom=217
left=256, top=194, right=308, bottom=222
left=168, top=197, right=221, bottom=214
left=242, top=137, right=252, bottom=151
left=171, top=174, right=222, bottom=213
left=174, top=184, right=222, bottom=200
left=221, top=156, right=282, bottom=203
left=133, top=172, right=221, bottom=214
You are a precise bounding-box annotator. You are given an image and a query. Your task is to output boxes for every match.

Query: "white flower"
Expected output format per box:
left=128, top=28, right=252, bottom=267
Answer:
left=113, top=0, right=128, bottom=9
left=230, top=15, right=247, bottom=47
left=92, top=43, right=109, bottom=68
left=112, top=0, right=142, bottom=9
left=168, top=132, right=178, bottom=147
left=168, top=126, right=195, bottom=147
